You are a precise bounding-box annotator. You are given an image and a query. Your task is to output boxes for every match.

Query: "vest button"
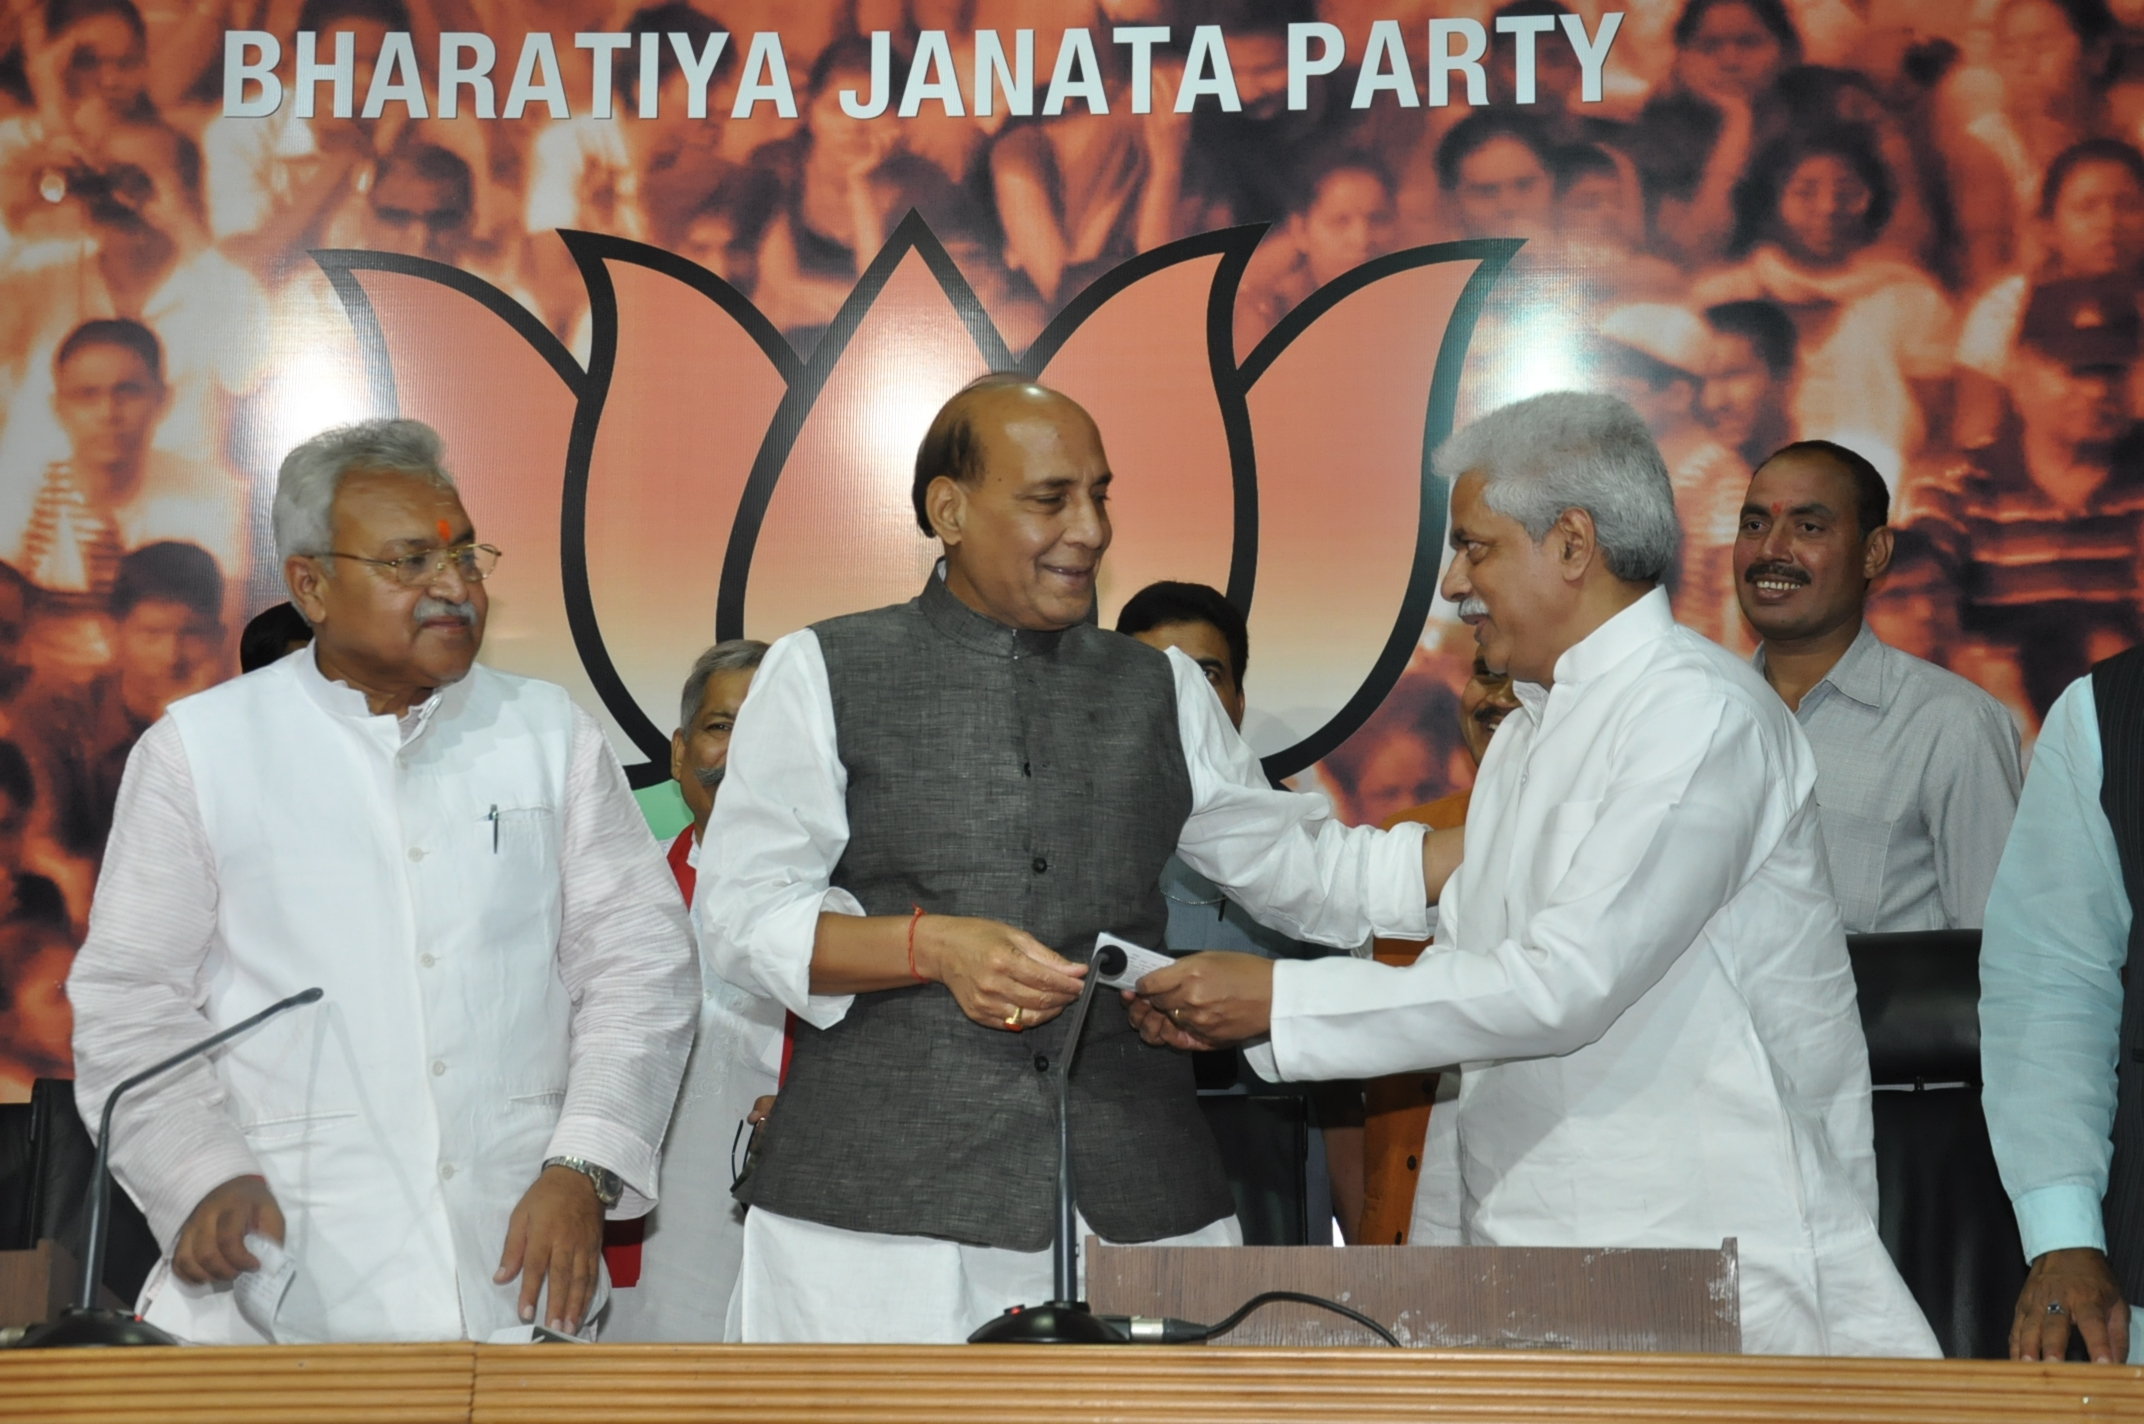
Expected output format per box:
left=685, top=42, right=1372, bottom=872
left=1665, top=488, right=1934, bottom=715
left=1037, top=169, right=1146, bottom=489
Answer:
left=1033, top=1054, right=1049, bottom=1072
left=1032, top=856, right=1047, bottom=873
left=1406, top=1154, right=1419, bottom=1171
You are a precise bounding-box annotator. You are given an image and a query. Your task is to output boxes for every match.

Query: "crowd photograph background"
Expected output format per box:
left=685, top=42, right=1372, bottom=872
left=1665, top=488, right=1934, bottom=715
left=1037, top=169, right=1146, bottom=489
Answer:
left=0, top=0, right=2142, bottom=1097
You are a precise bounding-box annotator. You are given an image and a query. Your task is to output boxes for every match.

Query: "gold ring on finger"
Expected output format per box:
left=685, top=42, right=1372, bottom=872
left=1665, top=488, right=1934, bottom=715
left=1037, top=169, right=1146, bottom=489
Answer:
left=1006, top=1005, right=1024, bottom=1029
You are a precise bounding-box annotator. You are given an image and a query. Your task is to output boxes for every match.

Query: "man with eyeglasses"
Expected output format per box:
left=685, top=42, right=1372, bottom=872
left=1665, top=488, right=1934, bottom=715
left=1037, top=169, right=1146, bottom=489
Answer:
left=66, top=418, right=696, bottom=1345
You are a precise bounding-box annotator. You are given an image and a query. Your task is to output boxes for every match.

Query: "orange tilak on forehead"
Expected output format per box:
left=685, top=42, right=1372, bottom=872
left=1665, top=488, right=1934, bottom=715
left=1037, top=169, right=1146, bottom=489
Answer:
left=437, top=518, right=453, bottom=543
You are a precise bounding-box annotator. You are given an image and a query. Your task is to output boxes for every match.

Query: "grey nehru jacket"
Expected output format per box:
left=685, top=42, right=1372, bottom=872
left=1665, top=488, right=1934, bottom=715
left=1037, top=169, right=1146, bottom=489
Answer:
left=1755, top=623, right=2021, bottom=932
left=735, top=575, right=1235, bottom=1250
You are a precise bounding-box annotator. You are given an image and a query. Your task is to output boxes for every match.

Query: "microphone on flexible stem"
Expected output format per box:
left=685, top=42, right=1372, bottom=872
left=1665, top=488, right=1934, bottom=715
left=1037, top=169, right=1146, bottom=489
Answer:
left=968, top=940, right=1129, bottom=1344
left=14, top=986, right=326, bottom=1350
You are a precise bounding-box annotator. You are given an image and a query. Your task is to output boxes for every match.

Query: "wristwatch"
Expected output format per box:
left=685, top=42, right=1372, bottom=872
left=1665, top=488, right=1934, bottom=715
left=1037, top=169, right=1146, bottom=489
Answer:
left=543, top=1156, right=624, bottom=1209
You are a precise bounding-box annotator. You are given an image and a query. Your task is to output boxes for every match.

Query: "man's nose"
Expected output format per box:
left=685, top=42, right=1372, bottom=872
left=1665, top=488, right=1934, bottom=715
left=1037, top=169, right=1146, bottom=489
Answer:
left=1440, top=559, right=1471, bottom=604
left=1065, top=493, right=1107, bottom=548
left=425, top=556, right=474, bottom=601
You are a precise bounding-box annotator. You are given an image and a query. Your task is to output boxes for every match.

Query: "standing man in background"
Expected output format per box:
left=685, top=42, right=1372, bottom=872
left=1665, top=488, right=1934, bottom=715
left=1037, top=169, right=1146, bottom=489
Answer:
left=1358, top=653, right=1521, bottom=1248
left=1737, top=440, right=2020, bottom=931
left=608, top=639, right=779, bottom=1342
left=1116, top=579, right=1360, bottom=1241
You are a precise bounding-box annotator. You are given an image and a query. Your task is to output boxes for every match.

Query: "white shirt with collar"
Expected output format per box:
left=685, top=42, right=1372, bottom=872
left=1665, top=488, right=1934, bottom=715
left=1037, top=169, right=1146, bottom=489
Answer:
left=1754, top=623, right=2020, bottom=933
left=67, top=646, right=696, bottom=1344
left=1261, top=589, right=1941, bottom=1357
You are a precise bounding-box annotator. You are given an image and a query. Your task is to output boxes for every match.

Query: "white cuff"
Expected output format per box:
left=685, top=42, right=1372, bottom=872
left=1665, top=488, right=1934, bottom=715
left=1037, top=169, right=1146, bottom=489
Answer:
left=1362, top=819, right=1432, bottom=939
left=2014, top=1183, right=2109, bottom=1262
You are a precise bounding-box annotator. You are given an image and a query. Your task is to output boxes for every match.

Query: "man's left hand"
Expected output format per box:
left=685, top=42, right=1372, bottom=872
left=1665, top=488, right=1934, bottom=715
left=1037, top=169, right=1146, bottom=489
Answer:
left=1128, top=951, right=1274, bottom=1048
left=495, top=1165, right=605, bottom=1335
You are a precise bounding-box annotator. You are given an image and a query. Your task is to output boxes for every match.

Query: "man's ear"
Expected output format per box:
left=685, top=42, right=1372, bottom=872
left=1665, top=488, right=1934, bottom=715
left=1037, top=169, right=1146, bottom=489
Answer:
left=1552, top=507, right=1600, bottom=582
left=926, top=475, right=966, bottom=546
left=1862, top=524, right=1895, bottom=582
left=285, top=555, right=330, bottom=626
left=670, top=728, right=687, bottom=785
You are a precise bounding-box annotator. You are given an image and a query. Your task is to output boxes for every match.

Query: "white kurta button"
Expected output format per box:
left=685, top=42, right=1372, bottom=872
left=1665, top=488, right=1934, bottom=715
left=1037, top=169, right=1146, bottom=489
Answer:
left=420, top=953, right=436, bottom=968
left=432, top=1059, right=446, bottom=1076
left=440, top=1163, right=455, bottom=1180
left=408, top=847, right=425, bottom=861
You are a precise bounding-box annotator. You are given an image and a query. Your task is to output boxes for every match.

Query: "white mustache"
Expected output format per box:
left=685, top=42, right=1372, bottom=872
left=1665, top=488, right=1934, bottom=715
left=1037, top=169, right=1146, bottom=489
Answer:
left=1456, top=595, right=1489, bottom=621
left=413, top=597, right=477, bottom=626
left=692, top=763, right=724, bottom=789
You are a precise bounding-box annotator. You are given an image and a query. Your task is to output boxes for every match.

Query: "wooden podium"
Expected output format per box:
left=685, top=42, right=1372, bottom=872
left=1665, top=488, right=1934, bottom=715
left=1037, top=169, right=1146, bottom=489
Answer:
left=1088, top=1239, right=1741, bottom=1351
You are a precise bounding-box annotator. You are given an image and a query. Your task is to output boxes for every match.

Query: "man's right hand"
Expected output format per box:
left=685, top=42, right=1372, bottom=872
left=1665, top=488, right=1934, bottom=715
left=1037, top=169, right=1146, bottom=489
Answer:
left=172, top=1175, right=285, bottom=1284
left=911, top=915, right=1086, bottom=1032
left=2012, top=1247, right=2131, bottom=1363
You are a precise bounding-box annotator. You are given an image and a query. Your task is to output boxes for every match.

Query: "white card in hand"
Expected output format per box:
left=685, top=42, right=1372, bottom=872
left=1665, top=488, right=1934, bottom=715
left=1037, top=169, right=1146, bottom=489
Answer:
left=1095, top=931, right=1176, bottom=991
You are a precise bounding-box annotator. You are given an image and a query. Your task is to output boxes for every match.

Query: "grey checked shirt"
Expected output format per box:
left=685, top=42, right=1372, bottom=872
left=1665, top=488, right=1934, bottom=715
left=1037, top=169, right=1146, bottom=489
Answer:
left=1755, top=624, right=2022, bottom=933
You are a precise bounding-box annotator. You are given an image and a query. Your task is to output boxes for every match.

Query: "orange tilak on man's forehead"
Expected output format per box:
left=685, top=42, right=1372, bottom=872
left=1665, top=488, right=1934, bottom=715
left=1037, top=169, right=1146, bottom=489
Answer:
left=437, top=518, right=453, bottom=543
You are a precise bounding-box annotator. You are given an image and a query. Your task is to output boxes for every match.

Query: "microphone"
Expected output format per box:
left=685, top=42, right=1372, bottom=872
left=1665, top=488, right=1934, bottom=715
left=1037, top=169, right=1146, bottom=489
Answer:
left=969, top=941, right=1128, bottom=1344
left=15, top=986, right=325, bottom=1350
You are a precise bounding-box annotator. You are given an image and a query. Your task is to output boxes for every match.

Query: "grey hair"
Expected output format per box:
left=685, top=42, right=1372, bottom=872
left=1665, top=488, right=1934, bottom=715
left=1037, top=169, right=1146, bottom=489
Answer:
left=273, top=419, right=458, bottom=563
left=1432, top=391, right=1679, bottom=583
left=679, top=639, right=769, bottom=731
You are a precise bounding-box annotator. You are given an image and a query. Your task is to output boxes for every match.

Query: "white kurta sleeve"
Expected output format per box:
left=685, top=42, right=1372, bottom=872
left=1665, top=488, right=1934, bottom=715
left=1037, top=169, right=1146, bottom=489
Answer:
left=1166, top=646, right=1430, bottom=946
left=67, top=719, right=261, bottom=1250
left=697, top=630, right=865, bottom=1029
left=546, top=706, right=699, bottom=1215
left=1269, top=692, right=1774, bottom=1081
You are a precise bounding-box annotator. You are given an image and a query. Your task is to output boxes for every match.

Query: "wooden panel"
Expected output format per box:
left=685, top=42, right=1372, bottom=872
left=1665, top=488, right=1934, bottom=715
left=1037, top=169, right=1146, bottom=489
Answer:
left=0, top=1242, right=123, bottom=1331
left=0, top=1342, right=475, bottom=1424
left=4, top=1341, right=2142, bottom=1424
left=470, top=1345, right=2144, bottom=1424
left=1088, top=1241, right=1740, bottom=1352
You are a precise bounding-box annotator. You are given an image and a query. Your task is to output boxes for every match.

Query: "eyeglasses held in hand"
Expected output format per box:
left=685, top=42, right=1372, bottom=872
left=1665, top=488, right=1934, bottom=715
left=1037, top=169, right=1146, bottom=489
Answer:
left=320, top=543, right=503, bottom=587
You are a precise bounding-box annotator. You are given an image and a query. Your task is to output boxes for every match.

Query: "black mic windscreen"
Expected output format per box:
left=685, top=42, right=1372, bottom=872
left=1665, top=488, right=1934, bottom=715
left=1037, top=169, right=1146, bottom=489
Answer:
left=1097, top=945, right=1127, bottom=978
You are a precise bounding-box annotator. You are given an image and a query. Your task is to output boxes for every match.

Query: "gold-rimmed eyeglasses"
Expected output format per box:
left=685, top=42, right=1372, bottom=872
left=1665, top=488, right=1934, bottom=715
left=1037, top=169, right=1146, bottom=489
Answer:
left=319, top=543, right=502, bottom=587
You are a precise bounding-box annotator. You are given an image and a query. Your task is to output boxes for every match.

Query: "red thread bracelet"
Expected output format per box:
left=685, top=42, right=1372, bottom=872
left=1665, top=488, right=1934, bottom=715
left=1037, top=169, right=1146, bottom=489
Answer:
left=907, top=905, right=928, bottom=983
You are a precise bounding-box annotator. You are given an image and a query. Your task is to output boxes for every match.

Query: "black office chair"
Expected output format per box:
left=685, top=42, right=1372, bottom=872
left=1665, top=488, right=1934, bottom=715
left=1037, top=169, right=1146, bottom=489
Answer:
left=1848, top=930, right=2025, bottom=1359
left=0, top=1079, right=160, bottom=1306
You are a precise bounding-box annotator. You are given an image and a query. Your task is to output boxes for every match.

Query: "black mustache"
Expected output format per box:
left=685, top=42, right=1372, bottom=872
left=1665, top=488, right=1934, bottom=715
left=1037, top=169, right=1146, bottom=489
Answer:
left=1743, top=562, right=1810, bottom=587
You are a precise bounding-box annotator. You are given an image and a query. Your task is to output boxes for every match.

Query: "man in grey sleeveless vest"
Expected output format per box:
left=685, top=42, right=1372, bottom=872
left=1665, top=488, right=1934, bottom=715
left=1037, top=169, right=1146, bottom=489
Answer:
left=1983, top=647, right=2144, bottom=1364
left=698, top=376, right=1457, bottom=1342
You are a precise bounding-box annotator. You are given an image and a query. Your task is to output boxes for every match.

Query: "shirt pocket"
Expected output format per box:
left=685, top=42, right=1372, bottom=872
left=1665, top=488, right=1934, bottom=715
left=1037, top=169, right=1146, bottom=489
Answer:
left=1816, top=802, right=1891, bottom=933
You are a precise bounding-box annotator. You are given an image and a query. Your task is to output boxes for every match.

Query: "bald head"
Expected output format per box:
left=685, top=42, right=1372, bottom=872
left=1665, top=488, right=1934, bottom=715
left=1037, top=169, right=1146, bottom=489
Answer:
left=916, top=375, right=1114, bottom=632
left=911, top=376, right=1098, bottom=537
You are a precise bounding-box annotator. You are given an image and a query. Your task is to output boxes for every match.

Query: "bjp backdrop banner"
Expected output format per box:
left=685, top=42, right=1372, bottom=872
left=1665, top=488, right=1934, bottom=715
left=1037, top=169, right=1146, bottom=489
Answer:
left=0, top=0, right=2135, bottom=1093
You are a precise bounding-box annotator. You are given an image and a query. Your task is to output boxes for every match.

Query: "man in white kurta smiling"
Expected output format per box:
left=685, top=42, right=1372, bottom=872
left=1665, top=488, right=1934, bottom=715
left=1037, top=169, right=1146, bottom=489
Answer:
left=66, top=419, right=696, bottom=1344
left=1132, top=391, right=1941, bottom=1357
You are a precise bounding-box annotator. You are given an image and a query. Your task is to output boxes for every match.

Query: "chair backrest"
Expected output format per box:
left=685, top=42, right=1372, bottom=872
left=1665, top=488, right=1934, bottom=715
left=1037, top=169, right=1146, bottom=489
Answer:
left=1844, top=930, right=2023, bottom=1359
left=13, top=1080, right=160, bottom=1307
left=1846, top=930, right=1982, bottom=1085
left=0, top=1102, right=34, bottom=1250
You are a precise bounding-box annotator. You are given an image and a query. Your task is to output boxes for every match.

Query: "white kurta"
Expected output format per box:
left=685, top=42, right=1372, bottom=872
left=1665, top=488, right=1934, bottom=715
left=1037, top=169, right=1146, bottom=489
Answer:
left=605, top=836, right=786, bottom=1343
left=1261, top=591, right=1940, bottom=1358
left=700, top=629, right=1431, bottom=1343
left=66, top=648, right=697, bottom=1344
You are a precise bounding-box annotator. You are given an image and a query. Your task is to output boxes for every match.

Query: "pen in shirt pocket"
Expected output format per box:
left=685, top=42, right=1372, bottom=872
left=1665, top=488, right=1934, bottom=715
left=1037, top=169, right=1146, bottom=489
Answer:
left=489, top=804, right=499, bottom=853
